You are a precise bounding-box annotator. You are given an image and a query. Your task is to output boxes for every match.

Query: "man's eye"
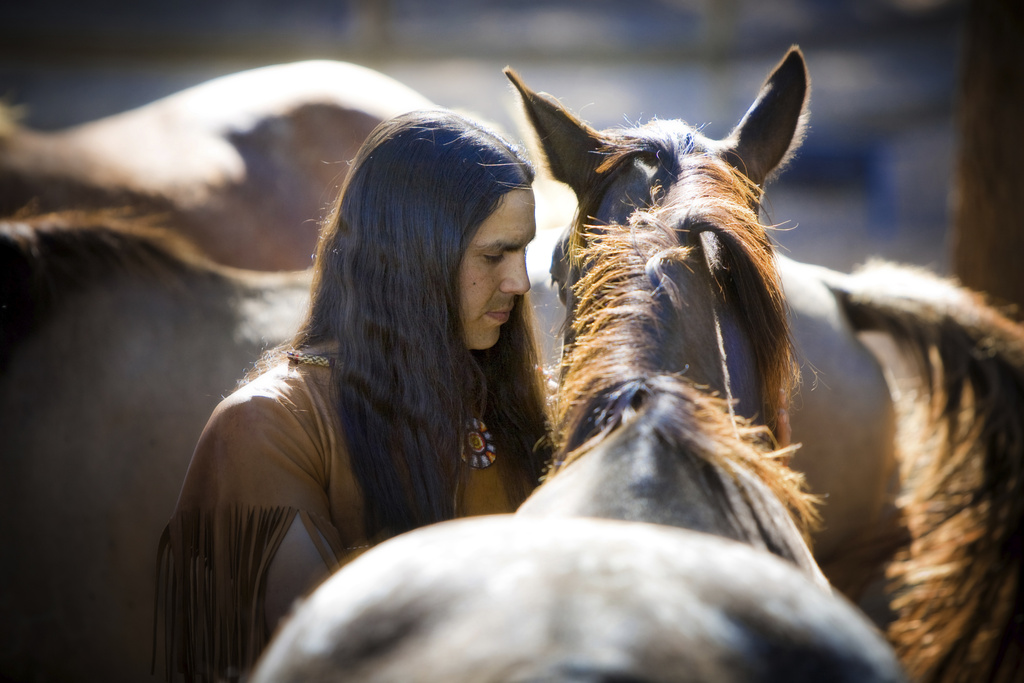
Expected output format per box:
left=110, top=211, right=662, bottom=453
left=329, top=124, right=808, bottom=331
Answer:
left=484, top=254, right=504, bottom=264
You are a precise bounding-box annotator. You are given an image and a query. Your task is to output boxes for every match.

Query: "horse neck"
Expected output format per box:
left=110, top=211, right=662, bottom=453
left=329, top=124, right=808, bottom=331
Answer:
left=652, top=245, right=762, bottom=430
left=554, top=214, right=768, bottom=470
left=558, top=221, right=763, bottom=444
left=535, top=374, right=825, bottom=584
left=554, top=223, right=677, bottom=447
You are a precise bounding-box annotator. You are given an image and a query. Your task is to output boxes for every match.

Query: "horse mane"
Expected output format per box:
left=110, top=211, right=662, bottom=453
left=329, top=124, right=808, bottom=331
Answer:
left=0, top=208, right=215, bottom=373
left=566, top=120, right=798, bottom=434
left=835, top=260, right=1024, bottom=682
left=553, top=202, right=818, bottom=540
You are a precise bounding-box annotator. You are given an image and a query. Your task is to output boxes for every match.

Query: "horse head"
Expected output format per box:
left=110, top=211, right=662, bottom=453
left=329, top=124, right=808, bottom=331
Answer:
left=509, top=48, right=824, bottom=582
left=507, top=47, right=809, bottom=437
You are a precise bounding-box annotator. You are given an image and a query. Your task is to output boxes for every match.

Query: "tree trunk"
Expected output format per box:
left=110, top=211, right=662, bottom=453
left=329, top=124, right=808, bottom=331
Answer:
left=951, top=0, right=1024, bottom=319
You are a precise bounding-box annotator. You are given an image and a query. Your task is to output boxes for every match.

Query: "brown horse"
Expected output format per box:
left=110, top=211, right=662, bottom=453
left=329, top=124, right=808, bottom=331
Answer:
left=837, top=261, right=1024, bottom=682
left=507, top=50, right=899, bottom=588
left=0, top=60, right=435, bottom=271
left=510, top=46, right=1024, bottom=683
left=0, top=210, right=310, bottom=682
left=251, top=516, right=906, bottom=682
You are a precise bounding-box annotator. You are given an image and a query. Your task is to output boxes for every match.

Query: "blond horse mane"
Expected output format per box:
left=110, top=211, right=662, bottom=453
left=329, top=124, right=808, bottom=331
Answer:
left=552, top=190, right=819, bottom=540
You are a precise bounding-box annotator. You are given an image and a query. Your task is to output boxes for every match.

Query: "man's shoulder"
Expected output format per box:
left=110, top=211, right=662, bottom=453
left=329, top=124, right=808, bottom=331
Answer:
left=216, top=361, right=324, bottom=418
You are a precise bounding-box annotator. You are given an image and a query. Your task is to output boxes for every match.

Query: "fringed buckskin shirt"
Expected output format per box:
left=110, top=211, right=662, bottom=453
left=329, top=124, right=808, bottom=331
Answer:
left=155, top=358, right=516, bottom=681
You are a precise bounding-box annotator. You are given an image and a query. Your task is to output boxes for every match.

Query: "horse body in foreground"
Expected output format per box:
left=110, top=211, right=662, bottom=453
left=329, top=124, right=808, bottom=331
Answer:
left=511, top=46, right=1024, bottom=682
left=251, top=517, right=905, bottom=683
left=0, top=211, right=310, bottom=682
left=0, top=60, right=435, bottom=271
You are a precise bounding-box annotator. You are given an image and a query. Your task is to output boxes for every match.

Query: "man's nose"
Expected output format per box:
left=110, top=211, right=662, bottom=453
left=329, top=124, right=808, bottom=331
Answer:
left=502, top=255, right=531, bottom=295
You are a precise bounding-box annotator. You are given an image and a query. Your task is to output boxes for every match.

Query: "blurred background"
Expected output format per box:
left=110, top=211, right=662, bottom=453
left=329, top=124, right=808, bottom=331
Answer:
left=0, top=0, right=965, bottom=275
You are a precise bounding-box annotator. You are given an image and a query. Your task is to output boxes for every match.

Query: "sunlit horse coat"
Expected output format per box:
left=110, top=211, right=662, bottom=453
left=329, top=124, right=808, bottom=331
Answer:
left=0, top=60, right=436, bottom=271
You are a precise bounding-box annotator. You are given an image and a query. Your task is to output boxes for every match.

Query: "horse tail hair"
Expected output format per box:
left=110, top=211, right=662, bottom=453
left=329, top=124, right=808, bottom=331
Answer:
left=834, top=260, right=1024, bottom=683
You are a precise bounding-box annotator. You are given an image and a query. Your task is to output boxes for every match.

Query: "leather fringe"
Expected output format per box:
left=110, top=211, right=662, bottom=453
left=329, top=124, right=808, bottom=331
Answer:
left=153, top=506, right=327, bottom=682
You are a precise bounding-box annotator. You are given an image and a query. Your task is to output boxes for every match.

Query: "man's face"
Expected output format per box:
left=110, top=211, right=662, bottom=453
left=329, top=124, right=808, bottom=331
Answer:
left=458, top=189, right=536, bottom=350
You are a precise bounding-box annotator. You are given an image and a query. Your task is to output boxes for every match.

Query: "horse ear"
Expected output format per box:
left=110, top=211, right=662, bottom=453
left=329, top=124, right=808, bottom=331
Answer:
left=504, top=67, right=605, bottom=196
left=722, top=46, right=810, bottom=186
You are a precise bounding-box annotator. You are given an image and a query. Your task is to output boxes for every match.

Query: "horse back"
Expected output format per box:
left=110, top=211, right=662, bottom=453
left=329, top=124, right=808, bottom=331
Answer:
left=0, top=60, right=437, bottom=271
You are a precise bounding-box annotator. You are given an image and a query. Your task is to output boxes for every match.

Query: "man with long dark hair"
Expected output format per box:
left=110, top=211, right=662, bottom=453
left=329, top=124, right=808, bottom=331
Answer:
left=156, top=109, right=552, bottom=681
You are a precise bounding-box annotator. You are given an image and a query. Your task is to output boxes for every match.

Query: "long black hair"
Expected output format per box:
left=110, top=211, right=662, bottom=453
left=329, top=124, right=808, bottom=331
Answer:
left=291, top=109, right=550, bottom=539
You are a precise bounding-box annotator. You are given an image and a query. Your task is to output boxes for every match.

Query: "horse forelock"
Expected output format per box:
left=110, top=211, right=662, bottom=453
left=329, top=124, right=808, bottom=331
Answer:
left=565, top=122, right=691, bottom=262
